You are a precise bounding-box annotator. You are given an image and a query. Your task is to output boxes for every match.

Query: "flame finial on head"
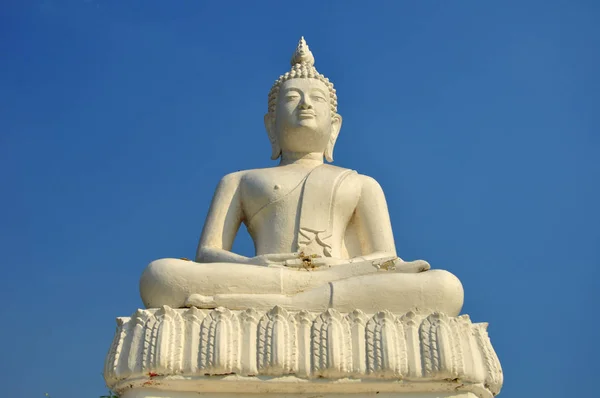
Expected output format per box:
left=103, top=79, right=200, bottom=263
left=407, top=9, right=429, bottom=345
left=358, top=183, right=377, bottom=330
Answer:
left=290, top=36, right=315, bottom=66
left=268, top=36, right=337, bottom=116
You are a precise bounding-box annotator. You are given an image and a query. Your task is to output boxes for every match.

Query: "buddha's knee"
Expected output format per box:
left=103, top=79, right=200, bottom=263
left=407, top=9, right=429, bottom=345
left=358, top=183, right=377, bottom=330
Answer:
left=139, top=258, right=190, bottom=309
left=424, top=269, right=464, bottom=316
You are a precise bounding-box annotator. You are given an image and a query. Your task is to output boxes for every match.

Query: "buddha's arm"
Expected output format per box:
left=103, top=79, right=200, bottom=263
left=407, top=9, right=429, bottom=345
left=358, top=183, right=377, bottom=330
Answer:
left=195, top=172, right=249, bottom=264
left=351, top=175, right=398, bottom=261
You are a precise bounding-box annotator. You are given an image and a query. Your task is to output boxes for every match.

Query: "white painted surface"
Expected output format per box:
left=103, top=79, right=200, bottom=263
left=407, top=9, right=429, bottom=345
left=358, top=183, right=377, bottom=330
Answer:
left=138, top=37, right=463, bottom=316
left=105, top=307, right=502, bottom=398
left=122, top=390, right=479, bottom=398
left=111, top=37, right=503, bottom=398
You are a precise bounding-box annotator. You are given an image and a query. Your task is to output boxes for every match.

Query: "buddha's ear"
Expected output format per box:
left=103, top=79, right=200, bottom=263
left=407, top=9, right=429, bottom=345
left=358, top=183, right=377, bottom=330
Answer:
left=325, top=113, right=342, bottom=162
left=264, top=113, right=281, bottom=160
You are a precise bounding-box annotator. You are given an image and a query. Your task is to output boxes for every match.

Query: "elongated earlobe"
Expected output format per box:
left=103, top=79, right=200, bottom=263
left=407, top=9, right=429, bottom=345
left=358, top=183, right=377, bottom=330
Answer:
left=325, top=114, right=342, bottom=162
left=264, top=113, right=281, bottom=160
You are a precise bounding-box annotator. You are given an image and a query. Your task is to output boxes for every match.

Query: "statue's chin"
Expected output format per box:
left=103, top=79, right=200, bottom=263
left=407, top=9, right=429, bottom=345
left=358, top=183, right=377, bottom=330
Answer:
left=296, top=119, right=329, bottom=131
left=279, top=129, right=330, bottom=153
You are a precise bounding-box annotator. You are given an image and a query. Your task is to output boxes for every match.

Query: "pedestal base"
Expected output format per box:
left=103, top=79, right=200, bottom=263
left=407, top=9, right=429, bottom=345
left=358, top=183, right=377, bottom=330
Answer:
left=117, top=376, right=484, bottom=398
left=123, top=388, right=478, bottom=398
left=104, top=307, right=502, bottom=398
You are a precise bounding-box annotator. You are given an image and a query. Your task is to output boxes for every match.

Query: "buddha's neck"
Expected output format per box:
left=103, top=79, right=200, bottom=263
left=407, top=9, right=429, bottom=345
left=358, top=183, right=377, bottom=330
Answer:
left=279, top=151, right=324, bottom=166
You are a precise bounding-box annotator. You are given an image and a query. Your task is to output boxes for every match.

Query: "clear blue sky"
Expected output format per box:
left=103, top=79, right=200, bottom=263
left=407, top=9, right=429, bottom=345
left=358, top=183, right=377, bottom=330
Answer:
left=1, top=1, right=598, bottom=397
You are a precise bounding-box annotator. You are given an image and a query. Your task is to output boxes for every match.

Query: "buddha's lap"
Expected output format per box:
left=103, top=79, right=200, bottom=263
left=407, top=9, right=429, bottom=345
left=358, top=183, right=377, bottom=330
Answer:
left=141, top=257, right=406, bottom=293
left=140, top=258, right=463, bottom=313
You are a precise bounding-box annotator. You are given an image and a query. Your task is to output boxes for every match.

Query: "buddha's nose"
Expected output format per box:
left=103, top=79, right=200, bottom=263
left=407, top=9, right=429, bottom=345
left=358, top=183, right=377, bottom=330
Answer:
left=299, top=98, right=313, bottom=109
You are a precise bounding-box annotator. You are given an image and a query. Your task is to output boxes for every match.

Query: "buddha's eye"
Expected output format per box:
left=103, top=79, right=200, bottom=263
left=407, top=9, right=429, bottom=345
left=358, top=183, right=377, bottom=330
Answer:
left=312, top=95, right=326, bottom=102
left=285, top=95, right=300, bottom=102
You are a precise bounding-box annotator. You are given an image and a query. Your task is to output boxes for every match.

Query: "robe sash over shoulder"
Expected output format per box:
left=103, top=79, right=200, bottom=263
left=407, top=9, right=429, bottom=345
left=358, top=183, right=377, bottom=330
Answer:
left=296, top=164, right=355, bottom=257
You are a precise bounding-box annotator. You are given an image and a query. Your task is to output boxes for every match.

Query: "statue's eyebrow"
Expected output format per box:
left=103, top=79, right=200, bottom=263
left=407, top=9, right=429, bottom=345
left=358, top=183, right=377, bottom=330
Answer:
left=282, top=87, right=302, bottom=95
left=311, top=88, right=328, bottom=97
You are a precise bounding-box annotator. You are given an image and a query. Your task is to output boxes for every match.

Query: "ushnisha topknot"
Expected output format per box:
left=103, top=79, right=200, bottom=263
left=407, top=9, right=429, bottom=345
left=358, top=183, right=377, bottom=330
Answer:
left=268, top=37, right=338, bottom=116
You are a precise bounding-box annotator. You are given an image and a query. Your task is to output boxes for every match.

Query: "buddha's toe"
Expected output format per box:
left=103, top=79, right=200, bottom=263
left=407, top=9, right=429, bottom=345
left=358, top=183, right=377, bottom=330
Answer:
left=392, top=259, right=431, bottom=273
left=184, top=294, right=216, bottom=309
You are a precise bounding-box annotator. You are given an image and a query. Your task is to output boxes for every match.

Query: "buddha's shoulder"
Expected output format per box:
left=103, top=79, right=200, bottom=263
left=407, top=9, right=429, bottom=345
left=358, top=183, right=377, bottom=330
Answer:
left=317, top=165, right=386, bottom=195
left=217, top=167, right=275, bottom=186
left=353, top=172, right=384, bottom=189
left=217, top=170, right=246, bottom=185
left=336, top=169, right=386, bottom=196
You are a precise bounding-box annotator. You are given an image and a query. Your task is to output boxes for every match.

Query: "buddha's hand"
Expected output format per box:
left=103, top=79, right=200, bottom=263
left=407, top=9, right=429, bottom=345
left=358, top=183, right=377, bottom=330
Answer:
left=246, top=252, right=301, bottom=267
left=283, top=256, right=348, bottom=269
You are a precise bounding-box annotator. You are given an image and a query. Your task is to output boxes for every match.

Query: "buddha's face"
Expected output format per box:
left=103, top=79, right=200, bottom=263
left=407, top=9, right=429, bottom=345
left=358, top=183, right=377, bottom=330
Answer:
left=272, top=78, right=338, bottom=155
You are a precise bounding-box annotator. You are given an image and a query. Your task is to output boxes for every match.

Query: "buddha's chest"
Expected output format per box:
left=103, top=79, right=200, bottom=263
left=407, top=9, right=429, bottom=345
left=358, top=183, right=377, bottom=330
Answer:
left=240, top=168, right=360, bottom=226
left=240, top=170, right=309, bottom=222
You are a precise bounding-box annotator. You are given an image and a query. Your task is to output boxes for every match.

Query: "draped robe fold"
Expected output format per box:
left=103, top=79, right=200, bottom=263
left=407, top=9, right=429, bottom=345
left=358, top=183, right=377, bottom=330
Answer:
left=245, top=164, right=357, bottom=258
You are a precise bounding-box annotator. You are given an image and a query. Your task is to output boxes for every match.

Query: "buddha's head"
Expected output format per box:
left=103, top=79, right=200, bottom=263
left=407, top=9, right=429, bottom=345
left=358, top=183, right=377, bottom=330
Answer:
left=265, top=37, right=342, bottom=162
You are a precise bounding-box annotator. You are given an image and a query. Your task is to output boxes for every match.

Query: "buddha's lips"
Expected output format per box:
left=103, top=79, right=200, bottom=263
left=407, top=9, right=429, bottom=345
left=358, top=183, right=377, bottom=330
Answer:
left=298, top=111, right=316, bottom=118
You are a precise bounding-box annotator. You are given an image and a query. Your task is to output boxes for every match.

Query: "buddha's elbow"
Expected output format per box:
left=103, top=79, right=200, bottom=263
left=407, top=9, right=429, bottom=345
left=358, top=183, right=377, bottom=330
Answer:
left=195, top=246, right=214, bottom=263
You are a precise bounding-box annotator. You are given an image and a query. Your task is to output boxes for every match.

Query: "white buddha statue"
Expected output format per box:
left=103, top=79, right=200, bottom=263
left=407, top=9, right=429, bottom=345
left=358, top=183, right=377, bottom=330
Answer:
left=140, top=38, right=464, bottom=315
